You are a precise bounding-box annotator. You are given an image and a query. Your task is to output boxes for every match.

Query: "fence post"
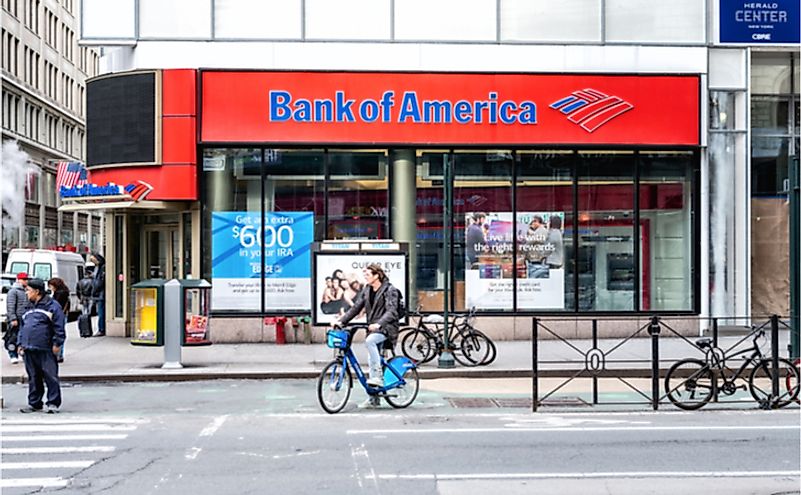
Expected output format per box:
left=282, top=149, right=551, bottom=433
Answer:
left=771, top=314, right=780, bottom=408
left=649, top=315, right=661, bottom=410
left=532, top=317, right=538, bottom=413
left=592, top=319, right=599, bottom=405
left=712, top=317, right=718, bottom=349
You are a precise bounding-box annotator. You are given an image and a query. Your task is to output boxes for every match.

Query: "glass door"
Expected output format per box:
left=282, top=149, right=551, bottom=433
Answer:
left=143, top=225, right=180, bottom=279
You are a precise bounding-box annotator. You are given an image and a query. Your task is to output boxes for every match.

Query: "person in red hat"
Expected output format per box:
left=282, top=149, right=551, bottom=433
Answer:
left=4, top=272, right=32, bottom=364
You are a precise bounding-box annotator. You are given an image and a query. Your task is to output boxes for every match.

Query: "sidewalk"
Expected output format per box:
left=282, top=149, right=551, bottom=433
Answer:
left=0, top=317, right=791, bottom=384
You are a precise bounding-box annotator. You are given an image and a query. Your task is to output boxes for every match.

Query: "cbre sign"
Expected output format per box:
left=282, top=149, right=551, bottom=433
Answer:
left=720, top=0, right=800, bottom=43
left=201, top=72, right=700, bottom=147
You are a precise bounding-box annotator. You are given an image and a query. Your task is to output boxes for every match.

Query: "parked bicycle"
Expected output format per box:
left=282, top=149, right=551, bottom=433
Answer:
left=664, top=328, right=800, bottom=410
left=399, top=306, right=496, bottom=367
left=788, top=358, right=800, bottom=403
left=317, top=325, right=419, bottom=414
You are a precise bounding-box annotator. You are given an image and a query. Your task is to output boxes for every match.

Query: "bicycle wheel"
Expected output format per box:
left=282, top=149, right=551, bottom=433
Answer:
left=400, top=328, right=436, bottom=364
left=664, top=358, right=714, bottom=410
left=788, top=359, right=800, bottom=403
left=384, top=367, right=420, bottom=409
left=317, top=360, right=352, bottom=414
left=453, top=331, right=491, bottom=367
left=465, top=329, right=496, bottom=366
left=749, top=358, right=801, bottom=408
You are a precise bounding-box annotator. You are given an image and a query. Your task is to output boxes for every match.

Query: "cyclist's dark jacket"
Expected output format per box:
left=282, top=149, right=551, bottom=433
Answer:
left=339, top=281, right=401, bottom=339
left=19, top=295, right=66, bottom=351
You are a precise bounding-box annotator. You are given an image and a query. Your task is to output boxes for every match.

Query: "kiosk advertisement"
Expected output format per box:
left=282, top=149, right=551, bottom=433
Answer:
left=465, top=211, right=565, bottom=310
left=211, top=211, right=313, bottom=310
left=314, top=252, right=407, bottom=325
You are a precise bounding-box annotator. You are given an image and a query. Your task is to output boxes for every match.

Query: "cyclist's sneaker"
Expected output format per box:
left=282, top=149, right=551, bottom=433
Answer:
left=367, top=376, right=384, bottom=387
left=358, top=397, right=381, bottom=409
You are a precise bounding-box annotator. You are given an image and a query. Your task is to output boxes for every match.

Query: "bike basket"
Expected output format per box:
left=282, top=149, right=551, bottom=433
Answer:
left=326, top=330, right=349, bottom=349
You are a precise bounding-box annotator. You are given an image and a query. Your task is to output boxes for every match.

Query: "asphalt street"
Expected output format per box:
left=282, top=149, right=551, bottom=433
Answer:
left=1, top=379, right=799, bottom=494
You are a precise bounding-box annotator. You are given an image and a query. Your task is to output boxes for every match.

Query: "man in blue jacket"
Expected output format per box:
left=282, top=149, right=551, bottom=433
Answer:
left=18, top=278, right=65, bottom=414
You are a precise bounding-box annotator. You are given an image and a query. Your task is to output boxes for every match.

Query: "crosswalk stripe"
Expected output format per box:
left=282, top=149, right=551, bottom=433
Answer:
left=2, top=424, right=136, bottom=433
left=2, top=434, right=129, bottom=442
left=3, top=460, right=95, bottom=469
left=0, top=478, right=69, bottom=488
left=2, top=418, right=146, bottom=425
left=3, top=446, right=116, bottom=454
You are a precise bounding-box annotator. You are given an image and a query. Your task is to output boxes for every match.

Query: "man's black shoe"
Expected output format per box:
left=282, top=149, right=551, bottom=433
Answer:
left=20, top=405, right=43, bottom=413
left=93, top=332, right=105, bottom=337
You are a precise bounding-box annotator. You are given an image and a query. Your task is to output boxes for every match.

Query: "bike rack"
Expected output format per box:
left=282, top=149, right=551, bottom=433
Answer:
left=531, top=314, right=798, bottom=412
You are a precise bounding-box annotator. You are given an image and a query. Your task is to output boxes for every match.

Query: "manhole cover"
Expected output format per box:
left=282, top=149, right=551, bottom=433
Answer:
left=493, top=398, right=533, bottom=408
left=445, top=397, right=497, bottom=408
left=539, top=397, right=591, bottom=407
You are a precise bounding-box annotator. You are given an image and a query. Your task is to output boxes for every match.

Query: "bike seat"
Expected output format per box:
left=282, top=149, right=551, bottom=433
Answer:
left=696, top=338, right=713, bottom=349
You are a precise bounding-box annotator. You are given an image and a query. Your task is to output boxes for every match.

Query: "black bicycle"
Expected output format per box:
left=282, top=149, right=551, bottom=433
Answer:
left=664, top=328, right=800, bottom=410
left=399, top=306, right=496, bottom=367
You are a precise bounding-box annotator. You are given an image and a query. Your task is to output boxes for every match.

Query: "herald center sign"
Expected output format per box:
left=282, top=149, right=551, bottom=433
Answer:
left=201, top=72, right=699, bottom=146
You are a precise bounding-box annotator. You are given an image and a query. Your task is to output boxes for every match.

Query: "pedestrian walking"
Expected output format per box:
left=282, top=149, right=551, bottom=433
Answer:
left=18, top=278, right=65, bottom=414
left=89, top=253, right=106, bottom=337
left=4, top=272, right=31, bottom=365
left=48, top=277, right=70, bottom=363
left=77, top=267, right=94, bottom=316
left=331, top=263, right=402, bottom=408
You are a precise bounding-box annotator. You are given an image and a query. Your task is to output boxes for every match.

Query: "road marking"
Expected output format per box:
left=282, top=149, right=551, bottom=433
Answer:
left=200, top=415, right=228, bottom=437
left=0, top=477, right=69, bottom=488
left=1, top=424, right=136, bottom=433
left=2, top=446, right=116, bottom=454
left=2, top=460, right=95, bottom=469
left=2, top=434, right=129, bottom=442
left=350, top=442, right=380, bottom=492
left=185, top=447, right=202, bottom=460
left=348, top=425, right=799, bottom=435
left=371, top=470, right=801, bottom=481
left=1, top=418, right=147, bottom=425
left=184, top=415, right=229, bottom=461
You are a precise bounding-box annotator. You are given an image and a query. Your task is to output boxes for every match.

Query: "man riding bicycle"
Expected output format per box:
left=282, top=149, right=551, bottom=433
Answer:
left=331, top=264, right=401, bottom=392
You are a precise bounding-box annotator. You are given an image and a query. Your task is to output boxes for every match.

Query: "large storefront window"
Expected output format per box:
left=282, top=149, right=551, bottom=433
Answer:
left=578, top=152, right=636, bottom=311
left=202, top=147, right=698, bottom=314
left=455, top=151, right=514, bottom=311
left=749, top=52, right=799, bottom=316
left=640, top=151, right=695, bottom=311
left=416, top=151, right=448, bottom=311
left=326, top=150, right=388, bottom=239
left=202, top=148, right=262, bottom=312
left=515, top=151, right=574, bottom=311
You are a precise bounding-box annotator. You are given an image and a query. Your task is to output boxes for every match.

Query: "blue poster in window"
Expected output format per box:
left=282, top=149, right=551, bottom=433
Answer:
left=720, top=0, right=800, bottom=43
left=211, top=211, right=313, bottom=311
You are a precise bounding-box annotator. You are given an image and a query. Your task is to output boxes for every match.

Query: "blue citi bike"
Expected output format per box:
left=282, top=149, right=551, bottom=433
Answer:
left=317, top=325, right=420, bottom=414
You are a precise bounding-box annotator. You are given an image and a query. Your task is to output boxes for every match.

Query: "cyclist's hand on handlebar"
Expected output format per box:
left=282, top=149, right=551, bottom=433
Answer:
left=368, top=323, right=380, bottom=332
left=330, top=319, right=341, bottom=329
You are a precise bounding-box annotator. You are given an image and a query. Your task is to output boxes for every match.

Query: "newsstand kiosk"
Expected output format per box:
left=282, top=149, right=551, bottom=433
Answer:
left=131, top=279, right=212, bottom=368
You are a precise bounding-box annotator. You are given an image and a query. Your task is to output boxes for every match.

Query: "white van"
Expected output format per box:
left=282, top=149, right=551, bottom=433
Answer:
left=4, top=249, right=87, bottom=320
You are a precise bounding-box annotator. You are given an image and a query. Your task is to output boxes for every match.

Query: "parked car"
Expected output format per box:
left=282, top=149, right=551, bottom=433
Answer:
left=4, top=249, right=87, bottom=321
left=0, top=273, right=16, bottom=332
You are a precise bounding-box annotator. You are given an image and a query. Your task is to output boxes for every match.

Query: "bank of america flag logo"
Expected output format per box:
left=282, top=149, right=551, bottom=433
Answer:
left=550, top=89, right=634, bottom=133
left=124, top=181, right=153, bottom=201
left=55, top=161, right=89, bottom=188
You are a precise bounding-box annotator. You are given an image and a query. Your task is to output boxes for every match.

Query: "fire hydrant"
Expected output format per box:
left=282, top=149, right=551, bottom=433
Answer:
left=275, top=316, right=287, bottom=345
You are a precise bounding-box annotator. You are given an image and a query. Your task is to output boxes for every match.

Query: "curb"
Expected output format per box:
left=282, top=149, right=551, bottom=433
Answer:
left=2, top=368, right=664, bottom=384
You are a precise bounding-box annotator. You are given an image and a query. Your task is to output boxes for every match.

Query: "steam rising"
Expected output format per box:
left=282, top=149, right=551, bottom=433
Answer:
left=1, top=140, right=38, bottom=241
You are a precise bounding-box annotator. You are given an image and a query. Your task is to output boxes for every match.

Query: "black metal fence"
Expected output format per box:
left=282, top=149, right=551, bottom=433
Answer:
left=531, top=315, right=800, bottom=411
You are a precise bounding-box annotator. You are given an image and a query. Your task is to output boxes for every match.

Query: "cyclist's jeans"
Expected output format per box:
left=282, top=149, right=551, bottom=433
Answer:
left=365, top=332, right=387, bottom=377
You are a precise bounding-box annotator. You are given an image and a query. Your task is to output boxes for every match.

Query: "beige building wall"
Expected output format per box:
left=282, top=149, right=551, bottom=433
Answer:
left=1, top=0, right=102, bottom=261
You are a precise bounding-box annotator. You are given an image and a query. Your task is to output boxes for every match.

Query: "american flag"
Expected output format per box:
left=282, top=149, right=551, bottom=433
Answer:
left=56, top=161, right=89, bottom=189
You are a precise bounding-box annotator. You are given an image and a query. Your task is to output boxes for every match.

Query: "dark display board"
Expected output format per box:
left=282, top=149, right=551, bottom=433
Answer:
left=87, top=72, right=156, bottom=166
